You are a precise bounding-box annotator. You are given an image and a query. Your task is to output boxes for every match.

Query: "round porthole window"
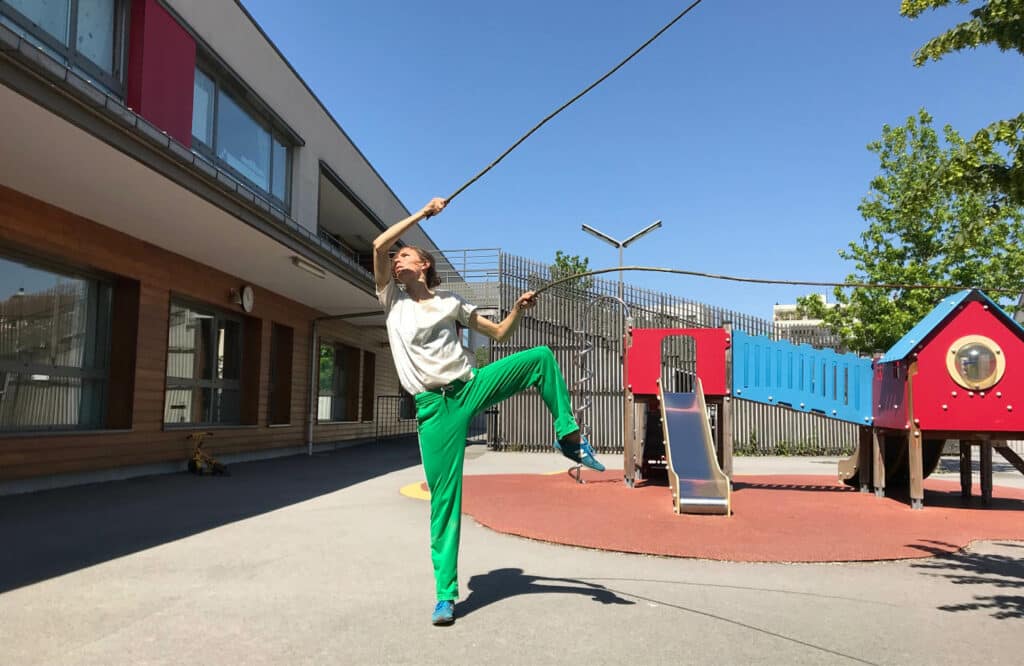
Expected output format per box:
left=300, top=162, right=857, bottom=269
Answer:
left=946, top=335, right=1005, bottom=390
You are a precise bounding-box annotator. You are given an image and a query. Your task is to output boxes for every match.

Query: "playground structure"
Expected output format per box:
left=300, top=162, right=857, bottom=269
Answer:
left=604, top=289, right=1024, bottom=513
left=622, top=327, right=731, bottom=514
left=841, top=290, right=1024, bottom=509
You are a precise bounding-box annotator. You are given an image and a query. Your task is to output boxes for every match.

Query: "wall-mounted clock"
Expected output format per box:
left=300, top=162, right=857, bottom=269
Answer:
left=240, top=285, right=255, bottom=313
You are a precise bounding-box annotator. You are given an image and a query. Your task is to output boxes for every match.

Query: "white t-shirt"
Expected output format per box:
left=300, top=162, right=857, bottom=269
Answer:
left=377, top=279, right=478, bottom=395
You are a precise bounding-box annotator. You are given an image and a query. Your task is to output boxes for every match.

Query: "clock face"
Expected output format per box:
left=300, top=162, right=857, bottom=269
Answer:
left=241, top=285, right=254, bottom=313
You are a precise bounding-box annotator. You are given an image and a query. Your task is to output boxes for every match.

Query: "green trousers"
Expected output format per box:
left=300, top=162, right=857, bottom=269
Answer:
left=415, top=345, right=579, bottom=601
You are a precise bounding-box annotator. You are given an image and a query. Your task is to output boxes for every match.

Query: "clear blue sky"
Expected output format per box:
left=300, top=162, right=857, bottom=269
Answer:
left=242, top=0, right=1024, bottom=319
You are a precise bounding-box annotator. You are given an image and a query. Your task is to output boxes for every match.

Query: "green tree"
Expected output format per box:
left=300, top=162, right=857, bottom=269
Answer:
left=800, top=109, right=1024, bottom=353
left=548, top=250, right=594, bottom=295
left=318, top=344, right=334, bottom=394
left=901, top=0, right=1024, bottom=205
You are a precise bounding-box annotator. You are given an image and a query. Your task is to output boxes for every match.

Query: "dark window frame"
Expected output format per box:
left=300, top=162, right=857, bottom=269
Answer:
left=164, top=297, right=244, bottom=427
left=268, top=321, right=293, bottom=426
left=360, top=349, right=375, bottom=422
left=0, top=0, right=129, bottom=96
left=0, top=249, right=114, bottom=432
left=191, top=61, right=292, bottom=211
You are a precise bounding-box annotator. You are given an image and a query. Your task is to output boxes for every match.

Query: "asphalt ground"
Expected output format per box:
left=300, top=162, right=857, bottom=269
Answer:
left=1, top=442, right=1021, bottom=665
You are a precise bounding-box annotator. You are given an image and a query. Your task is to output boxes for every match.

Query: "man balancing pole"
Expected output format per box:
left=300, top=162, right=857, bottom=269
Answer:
left=372, top=197, right=605, bottom=626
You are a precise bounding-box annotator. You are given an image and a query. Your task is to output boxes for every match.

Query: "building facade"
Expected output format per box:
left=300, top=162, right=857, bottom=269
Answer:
left=0, top=0, right=445, bottom=491
left=772, top=294, right=842, bottom=350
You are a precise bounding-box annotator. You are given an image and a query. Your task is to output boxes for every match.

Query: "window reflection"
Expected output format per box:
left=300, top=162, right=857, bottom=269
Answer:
left=0, top=255, right=111, bottom=431
left=6, top=0, right=69, bottom=42
left=164, top=301, right=242, bottom=425
left=217, top=91, right=271, bottom=191
left=75, top=0, right=114, bottom=73
left=192, top=69, right=215, bottom=147
left=191, top=67, right=291, bottom=205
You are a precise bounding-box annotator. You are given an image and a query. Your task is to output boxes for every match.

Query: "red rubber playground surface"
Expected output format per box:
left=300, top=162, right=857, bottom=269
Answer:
left=450, top=471, right=1024, bottom=562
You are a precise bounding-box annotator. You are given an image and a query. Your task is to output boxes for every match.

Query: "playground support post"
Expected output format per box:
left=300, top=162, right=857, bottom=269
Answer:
left=720, top=322, right=733, bottom=478
left=856, top=427, right=872, bottom=493
left=981, top=442, right=994, bottom=506
left=872, top=430, right=886, bottom=498
left=907, top=362, right=924, bottom=510
left=960, top=441, right=973, bottom=499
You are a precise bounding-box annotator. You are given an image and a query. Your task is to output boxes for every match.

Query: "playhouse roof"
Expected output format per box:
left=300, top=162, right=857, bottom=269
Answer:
left=880, top=289, right=1024, bottom=363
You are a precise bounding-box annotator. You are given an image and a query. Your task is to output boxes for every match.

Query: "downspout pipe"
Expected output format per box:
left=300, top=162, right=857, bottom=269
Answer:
left=306, top=318, right=319, bottom=456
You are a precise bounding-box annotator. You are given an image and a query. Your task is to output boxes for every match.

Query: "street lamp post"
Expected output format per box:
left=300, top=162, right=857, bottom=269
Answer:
left=581, top=220, right=662, bottom=302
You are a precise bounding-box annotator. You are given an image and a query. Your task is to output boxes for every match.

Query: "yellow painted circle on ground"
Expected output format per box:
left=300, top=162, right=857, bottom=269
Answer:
left=400, top=472, right=568, bottom=500
left=400, top=481, right=430, bottom=501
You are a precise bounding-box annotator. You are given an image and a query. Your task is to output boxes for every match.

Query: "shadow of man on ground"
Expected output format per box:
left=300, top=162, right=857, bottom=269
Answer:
left=457, top=567, right=635, bottom=617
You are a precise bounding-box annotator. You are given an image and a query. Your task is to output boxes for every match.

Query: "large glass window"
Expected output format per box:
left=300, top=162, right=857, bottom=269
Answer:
left=317, top=341, right=361, bottom=422
left=216, top=92, right=272, bottom=191
left=164, top=301, right=242, bottom=426
left=0, top=0, right=125, bottom=92
left=5, top=0, right=68, bottom=41
left=75, top=0, right=115, bottom=73
left=191, top=66, right=291, bottom=208
left=0, top=254, right=112, bottom=431
left=191, top=68, right=216, bottom=148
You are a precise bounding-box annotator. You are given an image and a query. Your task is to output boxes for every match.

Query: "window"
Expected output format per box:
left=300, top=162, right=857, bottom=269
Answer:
left=946, top=334, right=1006, bottom=390
left=0, top=254, right=112, bottom=431
left=268, top=323, right=293, bottom=425
left=0, top=0, right=127, bottom=94
left=317, top=341, right=361, bottom=422
left=191, top=66, right=291, bottom=207
left=164, top=301, right=242, bottom=426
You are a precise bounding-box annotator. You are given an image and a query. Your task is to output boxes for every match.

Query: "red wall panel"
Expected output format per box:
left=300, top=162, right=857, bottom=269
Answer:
left=626, top=328, right=730, bottom=397
left=912, top=301, right=1024, bottom=433
left=872, top=362, right=909, bottom=430
left=126, top=0, right=196, bottom=147
left=874, top=301, right=1024, bottom=435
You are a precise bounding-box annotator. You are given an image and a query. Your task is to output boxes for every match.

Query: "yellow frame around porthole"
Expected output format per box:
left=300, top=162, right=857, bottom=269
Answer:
left=946, top=334, right=1005, bottom=390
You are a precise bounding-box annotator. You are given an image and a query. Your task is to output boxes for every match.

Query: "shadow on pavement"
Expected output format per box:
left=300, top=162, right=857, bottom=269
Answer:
left=910, top=540, right=1024, bottom=620
left=732, top=480, right=854, bottom=493
left=457, top=567, right=635, bottom=617
left=0, top=439, right=421, bottom=594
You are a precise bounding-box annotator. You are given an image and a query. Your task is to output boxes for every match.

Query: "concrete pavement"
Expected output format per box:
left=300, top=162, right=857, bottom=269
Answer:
left=1, top=442, right=1021, bottom=665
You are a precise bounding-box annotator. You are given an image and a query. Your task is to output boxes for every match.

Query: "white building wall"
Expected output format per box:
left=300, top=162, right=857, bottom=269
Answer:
left=164, top=1, right=437, bottom=250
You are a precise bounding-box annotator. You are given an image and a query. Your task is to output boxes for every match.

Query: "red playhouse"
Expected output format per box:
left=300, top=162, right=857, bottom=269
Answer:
left=848, top=289, right=1024, bottom=508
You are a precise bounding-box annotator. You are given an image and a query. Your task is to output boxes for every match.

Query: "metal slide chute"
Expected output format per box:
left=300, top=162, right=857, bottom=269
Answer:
left=658, top=378, right=731, bottom=515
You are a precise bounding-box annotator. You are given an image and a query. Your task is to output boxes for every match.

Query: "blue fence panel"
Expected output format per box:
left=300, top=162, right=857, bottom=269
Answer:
left=731, top=330, right=873, bottom=425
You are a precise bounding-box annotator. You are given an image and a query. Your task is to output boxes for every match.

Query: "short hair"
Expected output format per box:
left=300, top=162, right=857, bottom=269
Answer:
left=407, top=246, right=441, bottom=288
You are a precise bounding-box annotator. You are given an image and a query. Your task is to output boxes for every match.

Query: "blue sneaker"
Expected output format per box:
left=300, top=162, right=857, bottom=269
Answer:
left=554, top=435, right=606, bottom=472
left=431, top=600, right=455, bottom=626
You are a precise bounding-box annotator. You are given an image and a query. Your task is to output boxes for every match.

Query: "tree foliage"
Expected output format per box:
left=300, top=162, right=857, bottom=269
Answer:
left=799, top=109, right=1024, bottom=354
left=548, top=250, right=594, bottom=295
left=901, top=0, right=1024, bottom=205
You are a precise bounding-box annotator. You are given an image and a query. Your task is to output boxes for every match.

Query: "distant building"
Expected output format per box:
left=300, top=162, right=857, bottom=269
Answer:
left=773, top=294, right=842, bottom=349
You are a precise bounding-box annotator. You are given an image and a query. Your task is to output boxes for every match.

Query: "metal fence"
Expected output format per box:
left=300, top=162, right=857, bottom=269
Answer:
left=732, top=398, right=859, bottom=455
left=374, top=395, right=417, bottom=442
left=429, top=250, right=1024, bottom=459
left=374, top=394, right=490, bottom=444
left=437, top=250, right=862, bottom=454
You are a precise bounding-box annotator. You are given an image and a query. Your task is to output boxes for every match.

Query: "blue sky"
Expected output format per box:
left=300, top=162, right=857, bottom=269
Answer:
left=242, top=0, right=1024, bottom=319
